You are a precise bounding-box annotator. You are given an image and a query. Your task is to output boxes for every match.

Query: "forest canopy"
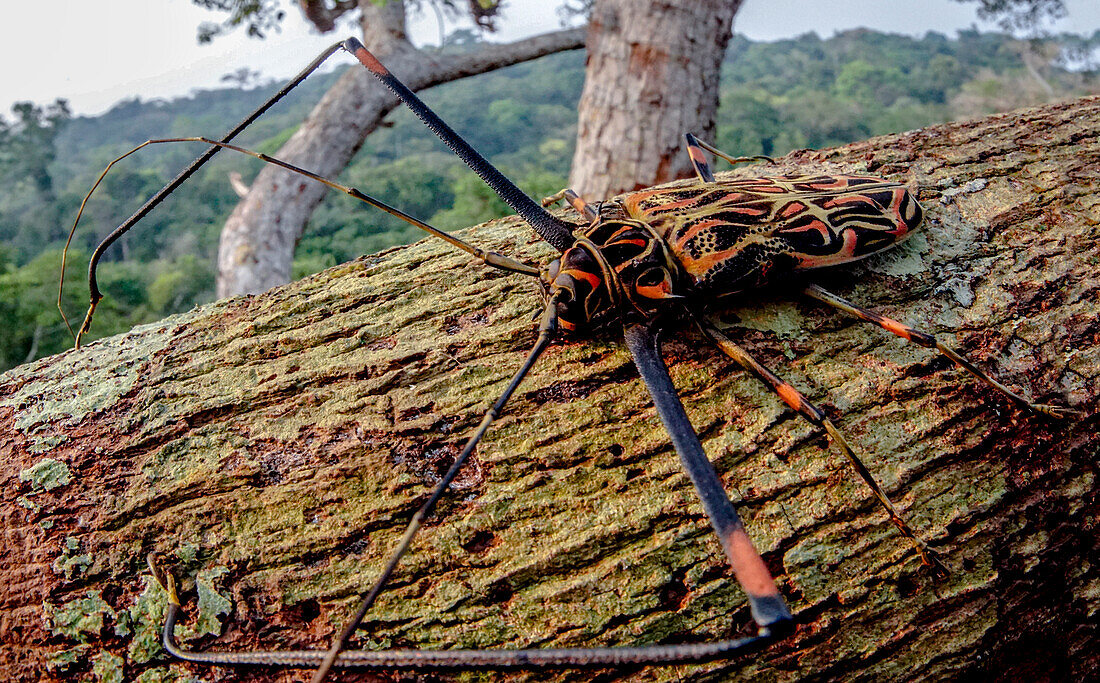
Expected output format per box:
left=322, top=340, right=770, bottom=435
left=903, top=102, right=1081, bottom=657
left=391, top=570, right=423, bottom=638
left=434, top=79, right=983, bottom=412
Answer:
left=0, top=28, right=1097, bottom=373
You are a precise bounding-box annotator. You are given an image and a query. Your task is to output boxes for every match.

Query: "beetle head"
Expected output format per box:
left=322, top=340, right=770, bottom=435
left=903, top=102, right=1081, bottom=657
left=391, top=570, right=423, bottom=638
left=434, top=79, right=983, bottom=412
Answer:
left=541, top=218, right=685, bottom=333
left=541, top=248, right=611, bottom=333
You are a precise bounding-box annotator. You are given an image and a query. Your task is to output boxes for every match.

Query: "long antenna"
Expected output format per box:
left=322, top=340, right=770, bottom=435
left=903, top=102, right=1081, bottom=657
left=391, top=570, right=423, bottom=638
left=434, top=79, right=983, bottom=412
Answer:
left=60, top=41, right=347, bottom=345
left=64, top=136, right=543, bottom=346
left=342, top=38, right=577, bottom=253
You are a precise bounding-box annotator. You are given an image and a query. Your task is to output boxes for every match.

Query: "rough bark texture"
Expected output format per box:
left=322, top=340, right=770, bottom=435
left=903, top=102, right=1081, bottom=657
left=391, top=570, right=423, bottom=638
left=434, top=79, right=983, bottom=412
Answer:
left=568, top=0, right=743, bottom=199
left=216, top=0, right=585, bottom=298
left=3, top=98, right=1098, bottom=683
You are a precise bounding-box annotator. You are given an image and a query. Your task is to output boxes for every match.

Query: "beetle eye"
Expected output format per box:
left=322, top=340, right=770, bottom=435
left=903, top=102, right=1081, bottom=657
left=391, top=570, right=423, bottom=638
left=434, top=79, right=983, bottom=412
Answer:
left=637, top=268, right=664, bottom=287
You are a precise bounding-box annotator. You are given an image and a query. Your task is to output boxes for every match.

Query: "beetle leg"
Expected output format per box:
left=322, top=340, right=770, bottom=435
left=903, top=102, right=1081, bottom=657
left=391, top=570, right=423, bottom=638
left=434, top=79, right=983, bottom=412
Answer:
left=146, top=313, right=792, bottom=675
left=701, top=321, right=947, bottom=577
left=151, top=562, right=784, bottom=669
left=540, top=188, right=598, bottom=221
left=62, top=42, right=349, bottom=347
left=804, top=284, right=1080, bottom=420
left=684, top=134, right=777, bottom=184
left=624, top=322, right=795, bottom=631
left=66, top=135, right=543, bottom=344
left=684, top=133, right=717, bottom=182
left=308, top=297, right=563, bottom=682
left=345, top=38, right=577, bottom=252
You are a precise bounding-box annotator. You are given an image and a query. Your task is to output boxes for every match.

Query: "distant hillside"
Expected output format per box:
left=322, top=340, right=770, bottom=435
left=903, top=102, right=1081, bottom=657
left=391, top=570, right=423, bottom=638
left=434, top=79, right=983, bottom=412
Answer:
left=0, top=29, right=1096, bottom=372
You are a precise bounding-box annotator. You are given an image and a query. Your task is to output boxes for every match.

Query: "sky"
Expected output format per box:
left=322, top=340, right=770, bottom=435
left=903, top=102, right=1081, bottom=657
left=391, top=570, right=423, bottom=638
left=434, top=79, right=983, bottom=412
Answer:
left=1, top=0, right=1098, bottom=117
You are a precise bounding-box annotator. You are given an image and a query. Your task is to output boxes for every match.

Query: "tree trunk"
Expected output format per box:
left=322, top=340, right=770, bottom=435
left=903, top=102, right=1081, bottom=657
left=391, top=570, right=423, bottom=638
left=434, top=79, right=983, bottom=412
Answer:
left=216, top=0, right=584, bottom=297
left=568, top=0, right=743, bottom=199
left=3, top=97, right=1098, bottom=682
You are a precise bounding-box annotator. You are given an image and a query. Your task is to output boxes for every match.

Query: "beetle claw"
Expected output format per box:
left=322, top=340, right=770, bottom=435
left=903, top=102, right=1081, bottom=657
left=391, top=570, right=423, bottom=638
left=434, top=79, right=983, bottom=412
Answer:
left=1030, top=403, right=1082, bottom=420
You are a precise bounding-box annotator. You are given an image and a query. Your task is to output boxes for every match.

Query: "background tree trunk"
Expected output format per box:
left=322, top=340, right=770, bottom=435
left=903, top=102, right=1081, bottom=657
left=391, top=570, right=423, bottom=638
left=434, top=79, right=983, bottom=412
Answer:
left=2, top=97, right=1098, bottom=682
left=216, top=0, right=584, bottom=297
left=568, top=0, right=743, bottom=199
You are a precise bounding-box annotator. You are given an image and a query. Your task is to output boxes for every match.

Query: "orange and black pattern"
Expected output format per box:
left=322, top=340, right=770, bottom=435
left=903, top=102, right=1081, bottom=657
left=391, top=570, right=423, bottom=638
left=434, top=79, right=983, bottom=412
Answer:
left=620, top=175, right=923, bottom=296
left=551, top=217, right=683, bottom=330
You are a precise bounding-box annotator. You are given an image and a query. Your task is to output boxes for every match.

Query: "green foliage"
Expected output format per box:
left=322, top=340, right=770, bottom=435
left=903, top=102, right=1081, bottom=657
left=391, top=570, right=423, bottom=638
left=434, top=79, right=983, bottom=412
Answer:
left=0, top=249, right=212, bottom=373
left=0, top=99, right=71, bottom=196
left=147, top=255, right=215, bottom=315
left=193, top=1, right=505, bottom=44
left=193, top=0, right=287, bottom=44
left=954, top=0, right=1066, bottom=32
left=1, top=30, right=1096, bottom=374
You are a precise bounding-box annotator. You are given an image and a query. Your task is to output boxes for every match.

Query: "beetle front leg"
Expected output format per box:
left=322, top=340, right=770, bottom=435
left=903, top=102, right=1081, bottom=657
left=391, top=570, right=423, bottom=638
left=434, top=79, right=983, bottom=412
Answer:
left=625, top=322, right=795, bottom=632
left=62, top=42, right=349, bottom=347
left=804, top=284, right=1080, bottom=420
left=701, top=320, right=947, bottom=576
left=541, top=188, right=597, bottom=221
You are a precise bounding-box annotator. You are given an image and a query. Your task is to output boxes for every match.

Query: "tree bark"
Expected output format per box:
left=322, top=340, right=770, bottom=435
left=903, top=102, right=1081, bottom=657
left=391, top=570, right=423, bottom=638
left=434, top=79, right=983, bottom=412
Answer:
left=568, top=0, right=743, bottom=199
left=216, top=0, right=584, bottom=298
left=3, top=97, right=1098, bottom=682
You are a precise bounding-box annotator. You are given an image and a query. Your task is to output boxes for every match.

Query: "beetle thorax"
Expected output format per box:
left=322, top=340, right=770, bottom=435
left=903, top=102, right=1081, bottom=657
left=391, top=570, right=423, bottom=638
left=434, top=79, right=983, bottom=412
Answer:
left=541, top=218, right=685, bottom=332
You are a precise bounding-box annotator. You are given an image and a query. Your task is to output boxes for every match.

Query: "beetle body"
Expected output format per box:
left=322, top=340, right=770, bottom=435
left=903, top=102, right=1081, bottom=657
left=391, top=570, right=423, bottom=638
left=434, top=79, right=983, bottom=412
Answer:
left=547, top=174, right=924, bottom=330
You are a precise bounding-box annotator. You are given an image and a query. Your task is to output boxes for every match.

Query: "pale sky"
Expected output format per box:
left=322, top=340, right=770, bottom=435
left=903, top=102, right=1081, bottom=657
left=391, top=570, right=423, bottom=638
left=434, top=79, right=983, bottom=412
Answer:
left=1, top=0, right=1098, bottom=117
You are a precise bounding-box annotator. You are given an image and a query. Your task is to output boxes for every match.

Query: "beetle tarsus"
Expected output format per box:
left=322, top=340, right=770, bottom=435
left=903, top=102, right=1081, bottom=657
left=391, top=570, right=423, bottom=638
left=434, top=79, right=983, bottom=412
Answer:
left=1029, top=404, right=1082, bottom=419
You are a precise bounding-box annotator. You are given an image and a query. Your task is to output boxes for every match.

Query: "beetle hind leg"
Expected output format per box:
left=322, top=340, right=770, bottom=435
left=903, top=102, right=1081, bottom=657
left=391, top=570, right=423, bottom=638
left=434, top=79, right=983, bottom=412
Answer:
left=701, top=321, right=947, bottom=577
left=804, top=284, right=1080, bottom=420
left=685, top=133, right=717, bottom=182
left=684, top=133, right=777, bottom=184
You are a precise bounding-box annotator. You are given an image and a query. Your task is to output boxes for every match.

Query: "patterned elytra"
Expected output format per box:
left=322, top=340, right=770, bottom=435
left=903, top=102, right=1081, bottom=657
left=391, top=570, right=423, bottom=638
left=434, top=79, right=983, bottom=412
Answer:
left=621, top=174, right=923, bottom=293
left=550, top=174, right=923, bottom=330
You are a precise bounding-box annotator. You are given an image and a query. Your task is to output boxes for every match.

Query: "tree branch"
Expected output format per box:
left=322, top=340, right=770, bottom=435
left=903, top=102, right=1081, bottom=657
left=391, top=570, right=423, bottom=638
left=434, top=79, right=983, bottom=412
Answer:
left=8, top=95, right=1096, bottom=683
left=216, top=22, right=585, bottom=297
left=422, top=26, right=587, bottom=85
left=297, top=0, right=360, bottom=32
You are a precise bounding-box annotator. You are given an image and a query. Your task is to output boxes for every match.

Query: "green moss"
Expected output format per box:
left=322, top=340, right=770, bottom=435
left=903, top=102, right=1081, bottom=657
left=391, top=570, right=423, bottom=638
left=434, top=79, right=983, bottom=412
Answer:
left=133, top=666, right=202, bottom=683
left=28, top=433, right=69, bottom=453
left=91, top=650, right=125, bottom=683
left=176, top=543, right=199, bottom=565
left=43, top=590, right=115, bottom=642
left=726, top=301, right=807, bottom=339
left=0, top=315, right=189, bottom=450
left=18, top=457, right=72, bottom=491
left=190, top=566, right=233, bottom=638
left=126, top=576, right=168, bottom=664
left=113, top=608, right=133, bottom=638
left=53, top=549, right=92, bottom=580
left=45, top=644, right=90, bottom=673
left=868, top=232, right=930, bottom=277
left=0, top=318, right=187, bottom=428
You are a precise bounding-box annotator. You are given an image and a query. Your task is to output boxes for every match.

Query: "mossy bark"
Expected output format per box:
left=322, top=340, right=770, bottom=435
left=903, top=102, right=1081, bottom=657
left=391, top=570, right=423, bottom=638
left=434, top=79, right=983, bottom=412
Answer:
left=2, top=97, right=1098, bottom=682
